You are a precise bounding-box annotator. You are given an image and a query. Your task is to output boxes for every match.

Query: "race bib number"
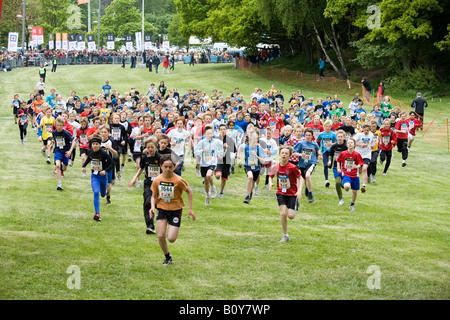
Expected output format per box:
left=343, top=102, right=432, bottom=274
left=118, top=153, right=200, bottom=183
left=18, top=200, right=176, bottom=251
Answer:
left=91, top=160, right=102, bottom=171
left=159, top=182, right=174, bottom=203
left=345, top=159, right=354, bottom=172
left=313, top=128, right=320, bottom=139
left=409, top=121, right=415, bottom=130
left=382, top=136, right=390, bottom=145
left=248, top=155, right=258, bottom=167
left=111, top=128, right=121, bottom=139
left=323, top=138, right=332, bottom=147
left=45, top=124, right=53, bottom=134
left=269, top=121, right=277, bottom=130
left=362, top=138, right=370, bottom=147
left=147, top=165, right=159, bottom=180
left=203, top=151, right=214, bottom=163
left=303, top=149, right=312, bottom=161
left=278, top=174, right=290, bottom=192
left=345, top=132, right=352, bottom=139
left=401, top=123, right=408, bottom=132
left=20, top=116, right=27, bottom=124
left=56, top=137, right=65, bottom=148
left=80, top=134, right=88, bottom=144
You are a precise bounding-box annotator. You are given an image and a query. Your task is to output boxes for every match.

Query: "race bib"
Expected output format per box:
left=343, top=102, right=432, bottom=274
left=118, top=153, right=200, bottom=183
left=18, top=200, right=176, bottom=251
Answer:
left=382, top=136, right=390, bottom=145
left=401, top=123, right=408, bottom=131
left=91, top=160, right=102, bottom=171
left=248, top=155, right=258, bottom=167
left=20, top=116, right=27, bottom=124
left=159, top=182, right=175, bottom=203
left=409, top=121, right=415, bottom=130
left=56, top=137, right=65, bottom=148
left=278, top=174, right=290, bottom=192
left=45, top=124, right=53, bottom=134
left=303, top=149, right=312, bottom=161
left=80, top=134, right=88, bottom=144
left=345, top=159, right=354, bottom=171
left=313, top=128, right=320, bottom=139
left=147, top=165, right=159, bottom=180
left=111, top=128, right=121, bottom=139
left=203, top=151, right=214, bottom=163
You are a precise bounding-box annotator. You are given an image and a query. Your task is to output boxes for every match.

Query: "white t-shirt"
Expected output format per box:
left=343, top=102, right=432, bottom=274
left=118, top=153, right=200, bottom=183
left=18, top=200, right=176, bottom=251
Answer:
left=168, top=128, right=191, bottom=156
left=354, top=132, right=375, bottom=160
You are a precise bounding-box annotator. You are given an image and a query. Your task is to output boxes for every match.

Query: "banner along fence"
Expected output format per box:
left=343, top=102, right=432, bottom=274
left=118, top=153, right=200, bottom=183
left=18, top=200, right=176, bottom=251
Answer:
left=235, top=57, right=411, bottom=111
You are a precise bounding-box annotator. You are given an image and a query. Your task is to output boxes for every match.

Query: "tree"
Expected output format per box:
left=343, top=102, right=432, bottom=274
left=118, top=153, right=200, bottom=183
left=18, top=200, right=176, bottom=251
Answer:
left=100, top=0, right=156, bottom=48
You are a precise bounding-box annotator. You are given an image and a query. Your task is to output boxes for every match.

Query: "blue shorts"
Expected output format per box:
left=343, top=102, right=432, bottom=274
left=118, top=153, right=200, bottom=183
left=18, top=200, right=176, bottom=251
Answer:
left=106, top=169, right=113, bottom=184
left=54, top=151, right=69, bottom=166
left=342, top=175, right=360, bottom=190
left=333, top=166, right=342, bottom=179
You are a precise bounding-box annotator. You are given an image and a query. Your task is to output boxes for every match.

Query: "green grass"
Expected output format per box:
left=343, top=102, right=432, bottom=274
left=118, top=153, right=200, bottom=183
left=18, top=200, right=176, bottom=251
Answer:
left=0, top=64, right=449, bottom=300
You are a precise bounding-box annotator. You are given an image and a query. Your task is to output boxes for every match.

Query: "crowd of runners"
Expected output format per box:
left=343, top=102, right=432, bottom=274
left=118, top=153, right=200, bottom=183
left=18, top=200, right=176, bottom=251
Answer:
left=10, top=75, right=424, bottom=264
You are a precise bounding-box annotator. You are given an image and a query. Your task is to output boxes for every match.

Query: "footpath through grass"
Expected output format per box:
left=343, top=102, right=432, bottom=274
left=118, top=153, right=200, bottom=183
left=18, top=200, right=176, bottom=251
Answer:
left=0, top=64, right=449, bottom=300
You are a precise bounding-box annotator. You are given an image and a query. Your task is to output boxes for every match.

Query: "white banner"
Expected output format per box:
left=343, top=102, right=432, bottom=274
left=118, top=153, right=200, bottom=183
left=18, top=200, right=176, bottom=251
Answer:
left=135, top=32, right=142, bottom=51
left=49, top=40, right=54, bottom=50
left=162, top=40, right=170, bottom=50
left=126, top=41, right=133, bottom=51
left=88, top=42, right=96, bottom=51
left=8, top=32, right=19, bottom=51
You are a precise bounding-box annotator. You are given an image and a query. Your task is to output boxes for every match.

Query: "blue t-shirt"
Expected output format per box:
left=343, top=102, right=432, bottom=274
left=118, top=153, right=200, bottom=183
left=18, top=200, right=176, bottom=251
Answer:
left=371, top=110, right=383, bottom=126
left=244, top=144, right=265, bottom=170
left=102, top=84, right=111, bottom=95
left=46, top=94, right=56, bottom=107
left=52, top=129, right=74, bottom=153
left=317, top=131, right=337, bottom=154
left=293, top=140, right=320, bottom=168
left=235, top=119, right=248, bottom=132
left=355, top=108, right=366, bottom=121
left=297, top=108, right=307, bottom=124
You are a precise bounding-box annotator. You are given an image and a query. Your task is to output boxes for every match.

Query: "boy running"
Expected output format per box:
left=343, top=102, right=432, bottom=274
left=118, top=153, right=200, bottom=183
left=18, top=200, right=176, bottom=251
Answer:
left=378, top=119, right=397, bottom=175
left=316, top=120, right=337, bottom=188
left=353, top=123, right=376, bottom=192
left=129, top=136, right=161, bottom=234
left=81, top=134, right=114, bottom=221
left=268, top=146, right=301, bottom=242
left=292, top=128, right=320, bottom=203
left=52, top=117, right=76, bottom=191
left=194, top=126, right=224, bottom=206
left=336, top=139, right=364, bottom=211
left=328, top=129, right=348, bottom=205
left=38, top=106, right=55, bottom=164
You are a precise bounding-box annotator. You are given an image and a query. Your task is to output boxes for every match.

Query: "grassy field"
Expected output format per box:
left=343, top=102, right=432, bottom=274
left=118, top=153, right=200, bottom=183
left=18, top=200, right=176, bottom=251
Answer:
left=0, top=63, right=449, bottom=300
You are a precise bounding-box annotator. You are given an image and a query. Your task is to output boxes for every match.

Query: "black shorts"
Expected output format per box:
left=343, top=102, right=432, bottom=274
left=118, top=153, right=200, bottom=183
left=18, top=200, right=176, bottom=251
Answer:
left=215, top=163, right=230, bottom=180
left=276, top=194, right=299, bottom=210
left=43, top=137, right=53, bottom=146
left=299, top=163, right=315, bottom=179
left=244, top=166, right=260, bottom=181
left=156, top=208, right=182, bottom=227
left=363, top=158, right=371, bottom=166
left=133, top=152, right=142, bottom=161
left=79, top=148, right=89, bottom=155
left=201, top=165, right=216, bottom=178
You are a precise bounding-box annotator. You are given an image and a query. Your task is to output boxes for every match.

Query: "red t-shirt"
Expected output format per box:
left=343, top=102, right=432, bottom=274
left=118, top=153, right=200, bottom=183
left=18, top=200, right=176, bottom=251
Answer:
left=407, top=118, right=422, bottom=136
left=86, top=126, right=98, bottom=137
left=267, top=117, right=284, bottom=138
left=379, top=128, right=397, bottom=151
left=395, top=120, right=409, bottom=139
left=306, top=122, right=324, bottom=140
left=269, top=162, right=301, bottom=196
left=77, top=126, right=90, bottom=149
left=332, top=121, right=343, bottom=131
left=337, top=150, right=364, bottom=178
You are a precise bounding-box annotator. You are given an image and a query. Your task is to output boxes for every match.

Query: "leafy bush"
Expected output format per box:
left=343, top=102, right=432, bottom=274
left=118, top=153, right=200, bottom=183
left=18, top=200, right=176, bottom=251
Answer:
left=384, top=65, right=440, bottom=94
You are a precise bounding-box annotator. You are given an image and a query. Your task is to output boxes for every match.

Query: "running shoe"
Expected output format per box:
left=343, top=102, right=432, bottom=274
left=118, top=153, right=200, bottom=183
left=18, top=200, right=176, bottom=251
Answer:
left=205, top=195, right=211, bottom=206
left=243, top=195, right=250, bottom=204
left=146, top=225, right=156, bottom=234
left=163, top=257, right=173, bottom=265
left=338, top=199, right=344, bottom=206
left=361, top=185, right=366, bottom=193
left=349, top=205, right=356, bottom=211
left=46, top=157, right=51, bottom=164
left=57, top=182, right=63, bottom=191
left=93, top=213, right=101, bottom=221
left=279, top=235, right=290, bottom=242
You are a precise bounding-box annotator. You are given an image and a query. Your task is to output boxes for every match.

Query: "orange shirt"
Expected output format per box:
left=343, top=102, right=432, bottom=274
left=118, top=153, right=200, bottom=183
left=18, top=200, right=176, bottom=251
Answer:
left=151, top=173, right=189, bottom=211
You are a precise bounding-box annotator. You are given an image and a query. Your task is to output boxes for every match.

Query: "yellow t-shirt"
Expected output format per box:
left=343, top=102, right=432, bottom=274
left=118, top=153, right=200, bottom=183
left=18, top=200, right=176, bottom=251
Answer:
left=41, top=116, right=55, bottom=140
left=100, top=108, right=110, bottom=121
left=371, top=130, right=381, bottom=151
